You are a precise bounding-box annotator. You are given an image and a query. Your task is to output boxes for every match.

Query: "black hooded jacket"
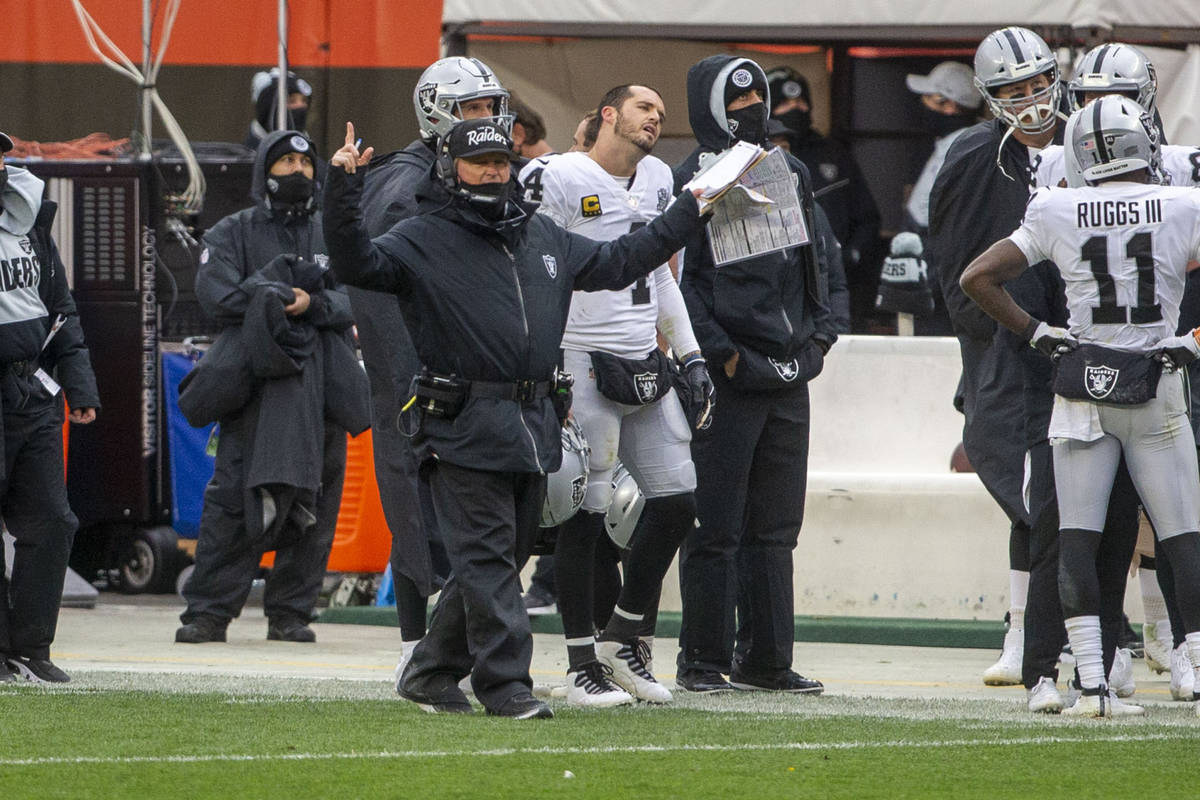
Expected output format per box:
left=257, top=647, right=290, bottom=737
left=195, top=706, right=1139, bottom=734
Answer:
left=322, top=166, right=702, bottom=474
left=674, top=55, right=836, bottom=386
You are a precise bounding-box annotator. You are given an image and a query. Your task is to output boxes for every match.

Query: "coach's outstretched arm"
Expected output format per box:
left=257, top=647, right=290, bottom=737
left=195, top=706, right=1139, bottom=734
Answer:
left=961, top=239, right=1077, bottom=359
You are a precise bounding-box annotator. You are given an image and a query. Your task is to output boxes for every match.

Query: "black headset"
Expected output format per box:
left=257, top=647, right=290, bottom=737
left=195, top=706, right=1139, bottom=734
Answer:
left=434, top=135, right=458, bottom=193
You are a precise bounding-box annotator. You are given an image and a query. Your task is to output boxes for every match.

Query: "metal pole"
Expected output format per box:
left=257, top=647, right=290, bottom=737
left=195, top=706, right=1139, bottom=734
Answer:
left=276, top=0, right=289, bottom=131
left=141, top=0, right=153, bottom=156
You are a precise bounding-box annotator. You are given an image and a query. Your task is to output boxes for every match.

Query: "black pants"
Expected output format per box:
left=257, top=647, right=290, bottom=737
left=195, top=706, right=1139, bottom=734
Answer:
left=678, top=372, right=809, bottom=675
left=0, top=399, right=77, bottom=660
left=1022, top=441, right=1140, bottom=686
left=403, top=462, right=544, bottom=712
left=182, top=410, right=346, bottom=625
left=956, top=334, right=1029, bottom=527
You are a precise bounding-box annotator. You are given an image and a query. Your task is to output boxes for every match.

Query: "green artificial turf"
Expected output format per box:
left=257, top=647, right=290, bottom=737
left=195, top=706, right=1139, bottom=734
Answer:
left=2, top=677, right=1197, bottom=799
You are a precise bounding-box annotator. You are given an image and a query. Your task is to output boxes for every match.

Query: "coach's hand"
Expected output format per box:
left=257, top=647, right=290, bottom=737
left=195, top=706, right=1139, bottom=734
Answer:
left=1153, top=329, right=1200, bottom=372
left=331, top=122, right=374, bottom=174
left=1029, top=321, right=1078, bottom=361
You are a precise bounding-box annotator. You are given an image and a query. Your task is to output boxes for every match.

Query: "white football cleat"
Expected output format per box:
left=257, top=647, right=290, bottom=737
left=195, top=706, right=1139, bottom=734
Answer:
left=1143, top=622, right=1171, bottom=675
left=1108, top=647, right=1136, bottom=698
left=597, top=638, right=672, bottom=703
left=1170, top=643, right=1195, bottom=701
left=983, top=626, right=1023, bottom=686
left=1061, top=686, right=1144, bottom=718
left=565, top=662, right=634, bottom=708
left=1027, top=676, right=1064, bottom=713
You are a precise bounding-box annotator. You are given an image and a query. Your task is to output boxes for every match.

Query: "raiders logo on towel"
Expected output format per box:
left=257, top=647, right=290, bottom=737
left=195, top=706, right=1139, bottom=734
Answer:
left=1085, top=365, right=1117, bottom=400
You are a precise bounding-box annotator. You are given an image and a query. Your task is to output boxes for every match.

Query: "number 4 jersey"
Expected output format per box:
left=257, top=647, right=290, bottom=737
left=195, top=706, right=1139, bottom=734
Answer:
left=1008, top=182, right=1200, bottom=351
left=518, top=151, right=697, bottom=359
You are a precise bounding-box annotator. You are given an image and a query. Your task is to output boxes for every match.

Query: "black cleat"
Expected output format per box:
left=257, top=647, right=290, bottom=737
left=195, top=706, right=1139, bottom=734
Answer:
left=729, top=667, right=824, bottom=694
left=675, top=669, right=733, bottom=694
left=7, top=656, right=71, bottom=684
left=488, top=692, right=553, bottom=719
left=174, top=615, right=228, bottom=644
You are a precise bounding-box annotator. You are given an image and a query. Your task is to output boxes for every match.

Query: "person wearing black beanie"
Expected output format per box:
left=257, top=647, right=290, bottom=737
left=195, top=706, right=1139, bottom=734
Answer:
left=245, top=68, right=314, bottom=151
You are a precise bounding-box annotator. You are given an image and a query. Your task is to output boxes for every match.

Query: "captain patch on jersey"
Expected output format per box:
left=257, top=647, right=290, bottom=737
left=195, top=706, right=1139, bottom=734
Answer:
left=581, top=194, right=602, bottom=217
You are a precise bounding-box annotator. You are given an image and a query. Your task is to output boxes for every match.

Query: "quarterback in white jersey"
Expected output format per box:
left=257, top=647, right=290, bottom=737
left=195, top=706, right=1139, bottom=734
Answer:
left=518, top=85, right=713, bottom=708
left=963, top=95, right=1200, bottom=717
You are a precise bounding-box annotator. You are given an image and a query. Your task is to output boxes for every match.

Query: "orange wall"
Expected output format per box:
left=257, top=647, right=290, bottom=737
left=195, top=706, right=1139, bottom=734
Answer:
left=1, top=0, right=441, bottom=68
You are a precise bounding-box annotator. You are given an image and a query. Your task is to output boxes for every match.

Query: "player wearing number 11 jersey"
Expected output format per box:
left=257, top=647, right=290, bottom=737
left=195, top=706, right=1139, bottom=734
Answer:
left=963, top=95, right=1200, bottom=717
left=518, top=85, right=713, bottom=707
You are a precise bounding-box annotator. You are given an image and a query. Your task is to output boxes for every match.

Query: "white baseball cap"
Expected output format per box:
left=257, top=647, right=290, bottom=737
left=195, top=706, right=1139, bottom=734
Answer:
left=906, top=61, right=981, bottom=109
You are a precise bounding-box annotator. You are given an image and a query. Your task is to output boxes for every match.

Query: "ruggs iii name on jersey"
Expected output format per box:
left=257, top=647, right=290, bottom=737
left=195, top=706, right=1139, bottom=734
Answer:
left=1076, top=198, right=1162, bottom=228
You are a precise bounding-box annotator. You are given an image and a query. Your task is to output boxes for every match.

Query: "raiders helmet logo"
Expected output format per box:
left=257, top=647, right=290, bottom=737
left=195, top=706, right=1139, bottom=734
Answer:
left=657, top=187, right=670, bottom=212
left=769, top=357, right=800, bottom=382
left=1085, top=365, right=1118, bottom=400
left=581, top=195, right=602, bottom=217
left=542, top=254, right=558, bottom=278
left=634, top=371, right=658, bottom=403
left=18, top=237, right=33, bottom=255
left=731, top=68, right=753, bottom=88
left=416, top=83, right=438, bottom=115
left=570, top=474, right=587, bottom=509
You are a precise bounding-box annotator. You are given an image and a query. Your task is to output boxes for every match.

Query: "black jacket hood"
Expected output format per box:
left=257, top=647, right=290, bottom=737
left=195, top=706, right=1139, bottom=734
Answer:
left=251, top=129, right=320, bottom=214
left=686, top=55, right=771, bottom=152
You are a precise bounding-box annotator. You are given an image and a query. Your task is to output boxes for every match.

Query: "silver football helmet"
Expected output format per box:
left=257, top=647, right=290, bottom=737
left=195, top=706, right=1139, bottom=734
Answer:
left=412, top=57, right=511, bottom=141
left=604, top=462, right=645, bottom=550
left=1071, top=95, right=1161, bottom=183
left=540, top=418, right=589, bottom=528
left=973, top=27, right=1061, bottom=135
left=1068, top=43, right=1157, bottom=114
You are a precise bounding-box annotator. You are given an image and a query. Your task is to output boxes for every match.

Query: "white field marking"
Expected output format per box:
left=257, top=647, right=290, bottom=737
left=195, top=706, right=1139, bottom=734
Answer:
left=0, top=732, right=1192, bottom=768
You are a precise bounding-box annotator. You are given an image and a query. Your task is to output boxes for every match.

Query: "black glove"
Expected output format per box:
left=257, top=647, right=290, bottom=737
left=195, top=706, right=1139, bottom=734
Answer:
left=1153, top=330, right=1200, bottom=372
left=683, top=357, right=715, bottom=430
left=1028, top=320, right=1078, bottom=361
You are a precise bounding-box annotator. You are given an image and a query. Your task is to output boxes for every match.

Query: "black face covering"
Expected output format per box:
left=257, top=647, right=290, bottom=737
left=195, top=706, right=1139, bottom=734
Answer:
left=918, top=105, right=973, bottom=138
left=774, top=108, right=812, bottom=138
left=460, top=180, right=514, bottom=222
left=726, top=103, right=767, bottom=145
left=0, top=169, right=7, bottom=206
left=267, top=172, right=314, bottom=205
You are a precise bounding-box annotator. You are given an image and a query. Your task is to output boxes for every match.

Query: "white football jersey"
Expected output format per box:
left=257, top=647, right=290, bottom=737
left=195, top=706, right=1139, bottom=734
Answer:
left=1036, top=141, right=1200, bottom=189
left=1009, top=183, right=1200, bottom=350
left=519, top=151, right=678, bottom=358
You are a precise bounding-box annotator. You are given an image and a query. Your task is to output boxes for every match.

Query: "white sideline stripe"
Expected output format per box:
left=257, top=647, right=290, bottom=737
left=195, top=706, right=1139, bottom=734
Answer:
left=0, top=733, right=1187, bottom=767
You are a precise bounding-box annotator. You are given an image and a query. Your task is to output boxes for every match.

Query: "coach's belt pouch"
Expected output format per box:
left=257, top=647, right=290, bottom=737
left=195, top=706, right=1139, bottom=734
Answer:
left=1052, top=344, right=1162, bottom=406
left=589, top=349, right=673, bottom=406
left=412, top=371, right=469, bottom=419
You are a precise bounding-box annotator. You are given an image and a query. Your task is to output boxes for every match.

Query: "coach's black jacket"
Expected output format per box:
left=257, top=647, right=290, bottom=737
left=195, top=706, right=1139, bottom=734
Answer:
left=323, top=167, right=702, bottom=475
left=673, top=55, right=836, bottom=390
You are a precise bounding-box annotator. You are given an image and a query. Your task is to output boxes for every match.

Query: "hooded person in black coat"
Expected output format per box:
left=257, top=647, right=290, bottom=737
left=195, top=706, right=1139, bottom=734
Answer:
left=323, top=118, right=705, bottom=718
left=672, top=55, right=835, bottom=695
left=176, top=129, right=362, bottom=647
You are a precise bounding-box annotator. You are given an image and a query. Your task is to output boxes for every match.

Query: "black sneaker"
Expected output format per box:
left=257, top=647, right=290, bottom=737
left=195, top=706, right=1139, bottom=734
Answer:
left=174, top=615, right=228, bottom=643
left=488, top=692, right=553, bottom=719
left=7, top=656, right=71, bottom=684
left=267, top=617, right=316, bottom=643
left=398, top=674, right=474, bottom=714
left=522, top=590, right=556, bottom=616
left=729, top=667, right=824, bottom=694
left=675, top=668, right=733, bottom=694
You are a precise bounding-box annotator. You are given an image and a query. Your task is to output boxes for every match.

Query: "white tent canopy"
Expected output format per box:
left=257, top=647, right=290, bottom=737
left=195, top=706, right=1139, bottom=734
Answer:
left=443, top=0, right=1200, bottom=42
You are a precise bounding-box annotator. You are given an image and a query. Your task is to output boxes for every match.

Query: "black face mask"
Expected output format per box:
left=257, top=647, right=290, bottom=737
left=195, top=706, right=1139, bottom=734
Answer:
left=726, top=103, right=767, bottom=145
left=267, top=172, right=315, bottom=208
left=460, top=179, right=514, bottom=221
left=918, top=105, right=973, bottom=138
left=0, top=169, right=7, bottom=206
left=287, top=107, right=308, bottom=134
left=774, top=108, right=811, bottom=138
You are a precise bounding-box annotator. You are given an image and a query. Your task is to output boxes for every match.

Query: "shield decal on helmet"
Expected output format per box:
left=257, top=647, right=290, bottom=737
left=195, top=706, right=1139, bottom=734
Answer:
left=570, top=475, right=587, bottom=509
left=417, top=83, right=438, bottom=115
left=1085, top=365, right=1118, bottom=400
left=542, top=254, right=558, bottom=278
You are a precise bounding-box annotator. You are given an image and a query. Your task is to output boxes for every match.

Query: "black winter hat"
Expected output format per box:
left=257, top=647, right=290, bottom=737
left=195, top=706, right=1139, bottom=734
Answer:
left=264, top=132, right=317, bottom=172
left=723, top=61, right=769, bottom=109
left=765, top=66, right=811, bottom=109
